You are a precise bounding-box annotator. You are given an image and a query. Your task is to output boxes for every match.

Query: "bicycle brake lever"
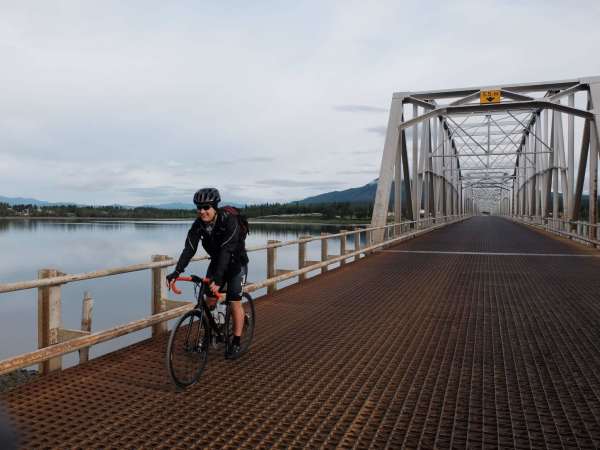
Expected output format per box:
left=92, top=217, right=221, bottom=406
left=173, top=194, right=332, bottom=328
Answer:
left=190, top=275, right=202, bottom=283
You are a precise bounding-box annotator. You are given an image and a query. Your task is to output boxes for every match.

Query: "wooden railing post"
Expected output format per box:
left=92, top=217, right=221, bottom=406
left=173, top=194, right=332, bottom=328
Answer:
left=339, top=230, right=347, bottom=266
left=151, top=255, right=169, bottom=336
left=298, top=235, right=310, bottom=282
left=365, top=229, right=373, bottom=255
left=355, top=227, right=362, bottom=257
left=321, top=233, right=329, bottom=273
left=37, top=268, right=62, bottom=374
left=267, top=240, right=278, bottom=294
left=79, top=292, right=93, bottom=364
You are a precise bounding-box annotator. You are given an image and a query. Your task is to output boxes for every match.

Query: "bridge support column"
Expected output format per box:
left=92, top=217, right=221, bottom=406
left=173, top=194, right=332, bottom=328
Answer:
left=588, top=82, right=600, bottom=240
left=567, top=94, right=575, bottom=228
left=542, top=109, right=550, bottom=219
left=555, top=111, right=568, bottom=224
left=394, top=131, right=402, bottom=225
left=589, top=122, right=598, bottom=241
left=371, top=94, right=405, bottom=243
left=535, top=116, right=542, bottom=222
left=412, top=104, right=419, bottom=228
left=552, top=111, right=559, bottom=220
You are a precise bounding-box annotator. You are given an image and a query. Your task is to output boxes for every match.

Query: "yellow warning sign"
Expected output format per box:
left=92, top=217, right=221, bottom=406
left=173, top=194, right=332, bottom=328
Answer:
left=480, top=89, right=501, bottom=104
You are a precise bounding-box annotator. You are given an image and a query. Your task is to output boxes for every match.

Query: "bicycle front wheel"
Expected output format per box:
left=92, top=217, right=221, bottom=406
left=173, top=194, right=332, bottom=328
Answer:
left=225, top=293, right=256, bottom=355
left=166, top=309, right=209, bottom=388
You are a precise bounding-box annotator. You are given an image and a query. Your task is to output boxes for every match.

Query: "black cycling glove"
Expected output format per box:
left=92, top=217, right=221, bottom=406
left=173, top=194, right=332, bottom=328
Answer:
left=166, top=270, right=180, bottom=286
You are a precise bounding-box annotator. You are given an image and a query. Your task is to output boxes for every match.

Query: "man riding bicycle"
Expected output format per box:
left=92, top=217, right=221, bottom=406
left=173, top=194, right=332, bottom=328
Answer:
left=166, top=187, right=249, bottom=359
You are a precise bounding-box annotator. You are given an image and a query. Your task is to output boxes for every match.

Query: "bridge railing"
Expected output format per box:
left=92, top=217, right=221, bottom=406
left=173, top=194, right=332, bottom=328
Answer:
left=511, top=215, right=600, bottom=247
left=0, top=214, right=467, bottom=376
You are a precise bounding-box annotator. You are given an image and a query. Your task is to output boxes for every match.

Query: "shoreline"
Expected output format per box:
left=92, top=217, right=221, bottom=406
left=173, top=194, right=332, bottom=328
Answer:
left=0, top=216, right=371, bottom=226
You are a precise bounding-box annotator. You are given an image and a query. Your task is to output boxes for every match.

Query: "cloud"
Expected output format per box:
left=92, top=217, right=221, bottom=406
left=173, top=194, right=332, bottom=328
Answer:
left=337, top=169, right=379, bottom=175
left=212, top=156, right=275, bottom=166
left=255, top=179, right=346, bottom=189
left=334, top=105, right=388, bottom=113
left=121, top=186, right=194, bottom=200
left=365, top=126, right=387, bottom=136
left=330, top=148, right=380, bottom=155
left=351, top=149, right=377, bottom=154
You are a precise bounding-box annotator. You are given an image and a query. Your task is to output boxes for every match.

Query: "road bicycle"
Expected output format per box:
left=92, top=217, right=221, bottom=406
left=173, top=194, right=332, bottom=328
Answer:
left=165, top=275, right=255, bottom=388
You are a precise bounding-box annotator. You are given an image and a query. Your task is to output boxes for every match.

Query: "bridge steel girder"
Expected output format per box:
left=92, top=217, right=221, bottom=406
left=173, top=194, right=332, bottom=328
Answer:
left=588, top=82, right=600, bottom=238
left=372, top=77, right=600, bottom=234
left=371, top=95, right=404, bottom=242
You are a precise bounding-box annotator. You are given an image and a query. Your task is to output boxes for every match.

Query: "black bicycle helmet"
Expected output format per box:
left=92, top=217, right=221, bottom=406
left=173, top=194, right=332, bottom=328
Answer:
left=193, top=187, right=221, bottom=206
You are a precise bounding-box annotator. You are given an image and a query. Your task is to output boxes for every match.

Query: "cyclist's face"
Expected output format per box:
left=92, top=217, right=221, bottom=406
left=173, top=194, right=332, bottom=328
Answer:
left=198, top=205, right=216, bottom=222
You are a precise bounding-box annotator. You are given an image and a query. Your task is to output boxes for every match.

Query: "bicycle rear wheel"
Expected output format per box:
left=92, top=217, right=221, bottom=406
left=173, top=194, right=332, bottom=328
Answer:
left=166, top=309, right=209, bottom=388
left=225, top=293, right=255, bottom=355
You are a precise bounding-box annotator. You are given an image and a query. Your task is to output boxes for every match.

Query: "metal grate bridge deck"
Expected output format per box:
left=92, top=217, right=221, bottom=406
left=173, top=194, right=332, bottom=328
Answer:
left=3, top=216, right=600, bottom=448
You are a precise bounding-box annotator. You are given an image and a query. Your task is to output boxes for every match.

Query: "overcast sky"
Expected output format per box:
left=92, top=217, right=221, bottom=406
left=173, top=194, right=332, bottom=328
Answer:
left=1, top=1, right=599, bottom=205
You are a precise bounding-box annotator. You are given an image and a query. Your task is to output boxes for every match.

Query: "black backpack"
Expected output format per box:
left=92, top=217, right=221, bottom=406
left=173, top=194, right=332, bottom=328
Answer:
left=221, top=206, right=250, bottom=240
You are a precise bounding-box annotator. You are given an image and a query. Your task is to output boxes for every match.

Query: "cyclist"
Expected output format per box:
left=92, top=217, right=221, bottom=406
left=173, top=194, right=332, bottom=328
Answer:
left=166, top=188, right=249, bottom=359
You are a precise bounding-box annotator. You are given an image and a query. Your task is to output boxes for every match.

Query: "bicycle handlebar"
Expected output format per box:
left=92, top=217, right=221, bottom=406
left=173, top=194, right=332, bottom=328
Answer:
left=169, top=276, right=221, bottom=300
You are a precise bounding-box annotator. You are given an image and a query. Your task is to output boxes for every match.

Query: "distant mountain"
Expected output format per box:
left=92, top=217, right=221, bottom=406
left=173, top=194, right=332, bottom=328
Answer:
left=143, top=202, right=195, bottom=210
left=0, top=196, right=51, bottom=206
left=298, top=179, right=408, bottom=205
left=0, top=196, right=109, bottom=208
left=299, top=179, right=378, bottom=204
left=0, top=195, right=243, bottom=210
left=146, top=201, right=245, bottom=209
left=299, top=182, right=600, bottom=212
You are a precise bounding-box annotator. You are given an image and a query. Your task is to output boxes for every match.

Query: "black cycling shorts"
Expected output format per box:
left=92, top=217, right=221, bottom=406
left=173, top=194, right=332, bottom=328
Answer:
left=208, top=265, right=247, bottom=302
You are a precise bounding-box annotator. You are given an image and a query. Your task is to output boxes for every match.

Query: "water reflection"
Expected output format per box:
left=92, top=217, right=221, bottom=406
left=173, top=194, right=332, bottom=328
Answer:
left=0, top=218, right=194, bottom=233
left=0, top=218, right=361, bottom=235
left=249, top=222, right=363, bottom=245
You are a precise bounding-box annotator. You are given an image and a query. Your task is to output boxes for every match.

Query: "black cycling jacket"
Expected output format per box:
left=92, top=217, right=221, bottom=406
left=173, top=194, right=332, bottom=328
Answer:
left=175, top=209, right=249, bottom=285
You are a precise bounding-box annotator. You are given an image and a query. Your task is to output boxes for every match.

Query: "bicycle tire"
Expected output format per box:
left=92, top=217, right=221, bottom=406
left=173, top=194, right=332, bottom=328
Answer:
left=224, top=293, right=255, bottom=356
left=166, top=309, right=209, bottom=388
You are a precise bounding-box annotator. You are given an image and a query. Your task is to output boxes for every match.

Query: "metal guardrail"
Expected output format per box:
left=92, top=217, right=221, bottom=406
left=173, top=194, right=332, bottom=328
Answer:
left=509, top=215, right=600, bottom=247
left=0, top=215, right=467, bottom=376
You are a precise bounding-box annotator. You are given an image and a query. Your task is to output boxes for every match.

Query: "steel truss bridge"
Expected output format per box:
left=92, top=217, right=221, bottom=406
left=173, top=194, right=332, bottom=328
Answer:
left=371, top=77, right=600, bottom=241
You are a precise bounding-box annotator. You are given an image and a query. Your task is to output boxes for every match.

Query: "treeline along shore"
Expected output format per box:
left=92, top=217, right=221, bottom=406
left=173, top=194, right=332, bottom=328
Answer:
left=0, top=202, right=374, bottom=222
